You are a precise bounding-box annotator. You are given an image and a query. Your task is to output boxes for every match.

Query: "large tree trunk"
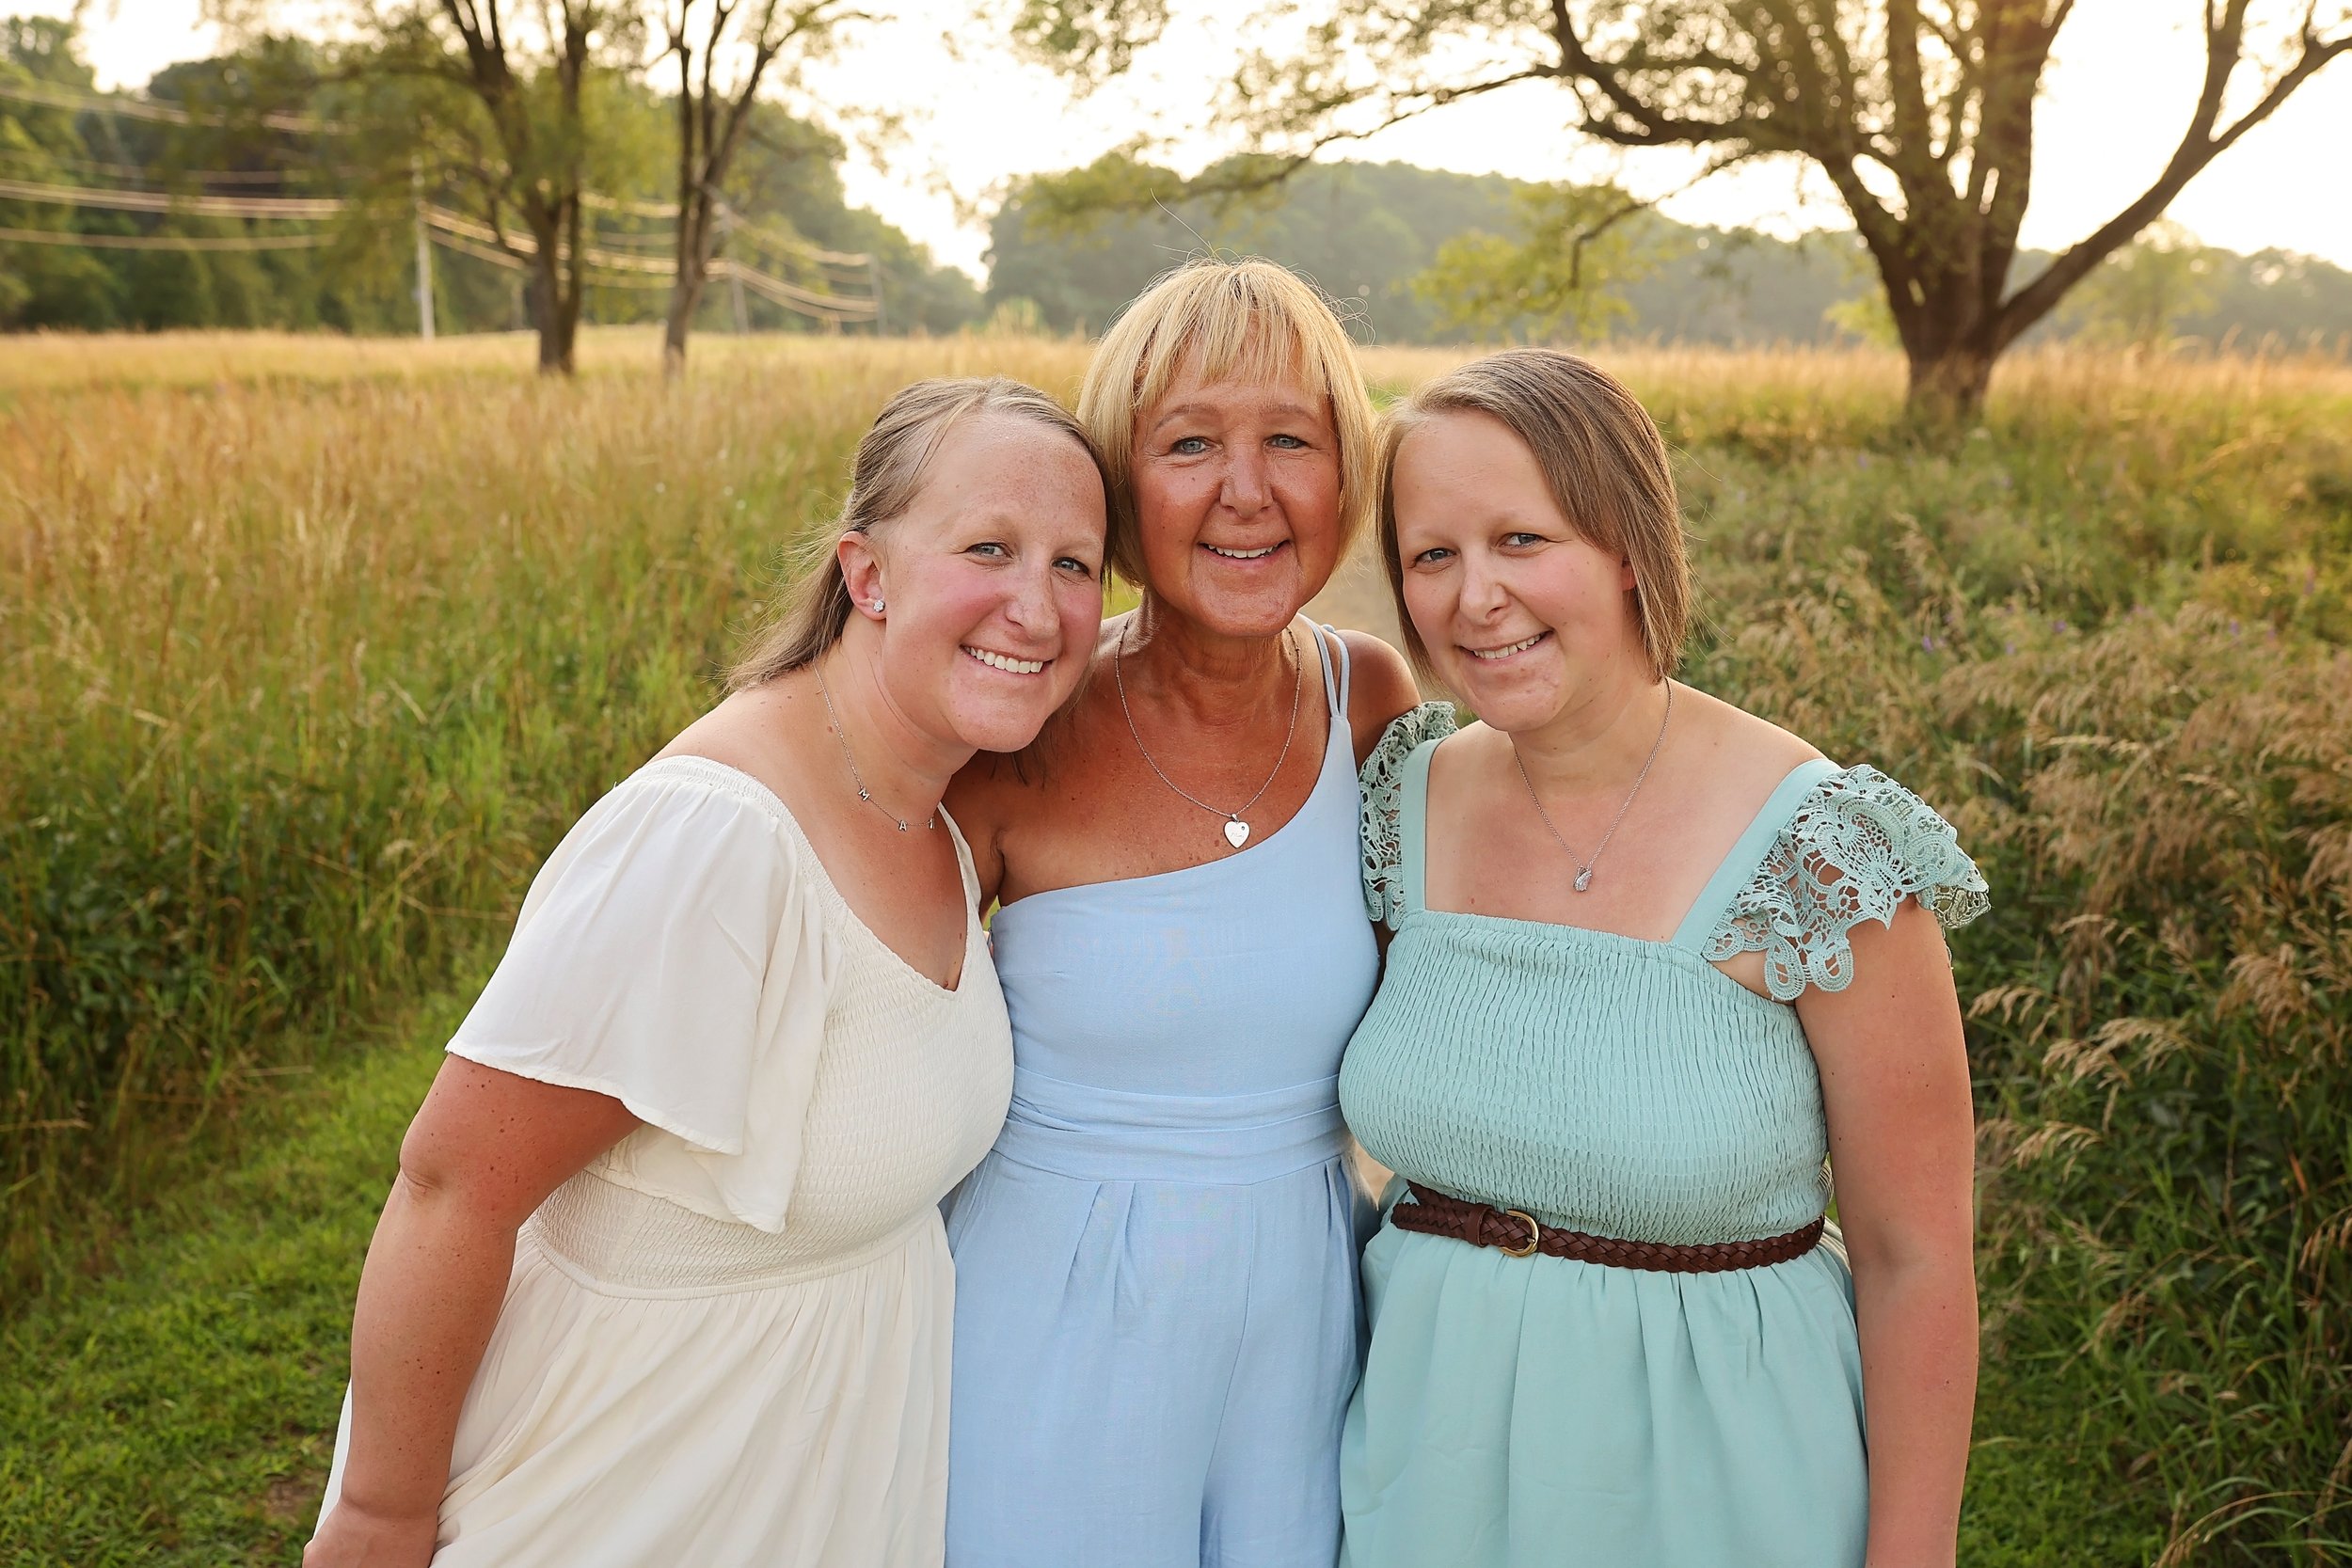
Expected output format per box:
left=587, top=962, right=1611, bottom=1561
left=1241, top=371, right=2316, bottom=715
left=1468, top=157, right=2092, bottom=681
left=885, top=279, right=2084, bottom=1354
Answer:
left=1904, top=343, right=1996, bottom=427
left=1887, top=257, right=2002, bottom=429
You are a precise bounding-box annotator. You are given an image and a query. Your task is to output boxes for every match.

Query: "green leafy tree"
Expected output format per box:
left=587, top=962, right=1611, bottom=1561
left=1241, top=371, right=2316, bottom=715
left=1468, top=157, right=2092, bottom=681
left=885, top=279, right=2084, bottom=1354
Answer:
left=1009, top=0, right=2352, bottom=422
left=1412, top=182, right=1665, bottom=341
left=233, top=0, right=652, bottom=372
left=657, top=0, right=861, bottom=373
left=0, top=19, right=118, bottom=326
left=2057, top=219, right=2219, bottom=349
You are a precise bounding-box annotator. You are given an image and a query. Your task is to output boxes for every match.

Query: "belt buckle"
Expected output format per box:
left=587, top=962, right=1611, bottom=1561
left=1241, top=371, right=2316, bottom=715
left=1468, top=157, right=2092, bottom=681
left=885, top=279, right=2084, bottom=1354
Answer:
left=1497, top=1208, right=1541, bottom=1258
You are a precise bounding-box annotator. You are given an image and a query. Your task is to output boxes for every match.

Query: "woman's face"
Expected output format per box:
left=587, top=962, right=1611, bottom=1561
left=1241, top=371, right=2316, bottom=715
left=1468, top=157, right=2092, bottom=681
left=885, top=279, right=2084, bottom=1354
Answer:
left=1391, top=408, right=1648, bottom=732
left=1130, top=363, right=1344, bottom=640
left=858, top=412, right=1108, bottom=754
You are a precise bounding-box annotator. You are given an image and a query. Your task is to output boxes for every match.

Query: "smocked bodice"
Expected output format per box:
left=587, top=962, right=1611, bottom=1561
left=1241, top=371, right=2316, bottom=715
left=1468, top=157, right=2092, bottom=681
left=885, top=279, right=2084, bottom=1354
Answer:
left=1340, top=704, right=1987, bottom=1243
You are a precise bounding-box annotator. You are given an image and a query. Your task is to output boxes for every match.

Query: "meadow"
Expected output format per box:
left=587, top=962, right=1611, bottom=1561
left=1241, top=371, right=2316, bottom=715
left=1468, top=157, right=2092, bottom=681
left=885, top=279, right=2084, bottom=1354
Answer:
left=3, top=327, right=2349, bottom=1563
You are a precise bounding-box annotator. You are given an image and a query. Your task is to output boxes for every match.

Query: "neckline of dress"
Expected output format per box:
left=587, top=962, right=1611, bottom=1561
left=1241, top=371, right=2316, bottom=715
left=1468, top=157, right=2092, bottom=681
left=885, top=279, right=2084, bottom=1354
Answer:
left=1395, top=904, right=1793, bottom=1018
left=631, top=753, right=983, bottom=1000
left=992, top=718, right=1353, bottom=920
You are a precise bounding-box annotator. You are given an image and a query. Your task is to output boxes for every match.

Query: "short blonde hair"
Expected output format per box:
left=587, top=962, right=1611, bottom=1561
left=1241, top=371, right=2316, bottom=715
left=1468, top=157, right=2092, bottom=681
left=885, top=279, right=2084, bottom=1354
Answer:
left=1077, top=259, right=1376, bottom=588
left=1379, top=349, right=1690, bottom=682
left=730, top=377, right=1108, bottom=689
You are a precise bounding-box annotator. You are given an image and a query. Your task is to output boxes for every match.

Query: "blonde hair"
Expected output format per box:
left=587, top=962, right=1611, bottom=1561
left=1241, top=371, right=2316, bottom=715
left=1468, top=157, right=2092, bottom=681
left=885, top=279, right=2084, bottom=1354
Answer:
left=1378, top=349, right=1691, bottom=683
left=1077, top=258, right=1376, bottom=587
left=730, top=377, right=1108, bottom=689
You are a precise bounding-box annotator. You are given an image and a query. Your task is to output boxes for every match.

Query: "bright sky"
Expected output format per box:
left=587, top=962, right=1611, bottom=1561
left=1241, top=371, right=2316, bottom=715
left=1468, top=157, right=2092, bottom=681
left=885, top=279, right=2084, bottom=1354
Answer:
left=29, top=0, right=2352, bottom=279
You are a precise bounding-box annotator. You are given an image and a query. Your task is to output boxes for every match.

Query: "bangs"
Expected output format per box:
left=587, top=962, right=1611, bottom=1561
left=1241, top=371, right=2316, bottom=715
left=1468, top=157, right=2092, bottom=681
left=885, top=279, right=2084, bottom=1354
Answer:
left=1127, top=278, right=1323, bottom=416
left=1078, top=257, right=1378, bottom=587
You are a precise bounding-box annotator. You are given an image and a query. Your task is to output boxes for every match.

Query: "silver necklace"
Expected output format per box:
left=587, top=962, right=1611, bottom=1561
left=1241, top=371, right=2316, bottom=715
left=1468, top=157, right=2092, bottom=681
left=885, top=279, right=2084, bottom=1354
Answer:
left=1514, top=682, right=1674, bottom=892
left=814, top=663, right=935, bottom=833
left=1114, top=622, right=1302, bottom=848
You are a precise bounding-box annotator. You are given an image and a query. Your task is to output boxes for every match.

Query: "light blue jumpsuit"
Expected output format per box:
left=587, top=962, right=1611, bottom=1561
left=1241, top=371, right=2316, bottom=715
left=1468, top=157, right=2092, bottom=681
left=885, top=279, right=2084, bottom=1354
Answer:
left=945, top=626, right=1379, bottom=1568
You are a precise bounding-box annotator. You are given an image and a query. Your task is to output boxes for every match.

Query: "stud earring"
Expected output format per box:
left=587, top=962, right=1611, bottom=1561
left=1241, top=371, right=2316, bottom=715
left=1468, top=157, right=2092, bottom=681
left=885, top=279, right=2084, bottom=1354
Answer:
left=871, top=598, right=885, bottom=613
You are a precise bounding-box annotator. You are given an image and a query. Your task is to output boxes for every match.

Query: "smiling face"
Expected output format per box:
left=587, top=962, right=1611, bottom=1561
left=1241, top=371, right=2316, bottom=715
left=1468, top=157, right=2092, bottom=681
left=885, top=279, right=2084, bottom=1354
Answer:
left=1391, top=408, right=1651, bottom=732
left=847, top=411, right=1108, bottom=753
left=1129, top=364, right=1344, bottom=638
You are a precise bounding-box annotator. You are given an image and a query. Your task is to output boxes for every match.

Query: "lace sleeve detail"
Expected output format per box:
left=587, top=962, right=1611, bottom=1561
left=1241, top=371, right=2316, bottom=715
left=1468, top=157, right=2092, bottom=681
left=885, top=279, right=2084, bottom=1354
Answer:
left=1360, top=702, right=1459, bottom=927
left=1704, top=764, right=1990, bottom=1001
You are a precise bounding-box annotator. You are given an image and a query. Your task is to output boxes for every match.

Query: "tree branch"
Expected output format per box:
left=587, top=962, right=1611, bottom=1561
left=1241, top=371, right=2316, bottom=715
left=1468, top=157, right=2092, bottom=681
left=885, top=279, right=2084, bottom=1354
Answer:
left=1995, top=8, right=2350, bottom=346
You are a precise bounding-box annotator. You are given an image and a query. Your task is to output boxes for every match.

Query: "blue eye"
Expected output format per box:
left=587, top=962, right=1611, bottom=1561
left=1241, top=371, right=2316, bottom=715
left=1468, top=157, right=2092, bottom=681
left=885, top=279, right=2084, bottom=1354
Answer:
left=1269, top=434, right=1307, bottom=450
left=1502, top=531, right=1544, bottom=548
left=1056, top=556, right=1096, bottom=577
left=969, top=542, right=1009, bottom=559
left=1412, top=547, right=1454, bottom=567
left=1171, top=436, right=1210, bottom=454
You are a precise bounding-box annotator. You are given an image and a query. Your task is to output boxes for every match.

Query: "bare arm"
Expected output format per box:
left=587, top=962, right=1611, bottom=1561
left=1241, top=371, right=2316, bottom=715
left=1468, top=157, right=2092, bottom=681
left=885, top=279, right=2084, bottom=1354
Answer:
left=306, top=1058, right=640, bottom=1567
left=1798, top=902, right=1978, bottom=1568
left=1337, top=628, right=1422, bottom=768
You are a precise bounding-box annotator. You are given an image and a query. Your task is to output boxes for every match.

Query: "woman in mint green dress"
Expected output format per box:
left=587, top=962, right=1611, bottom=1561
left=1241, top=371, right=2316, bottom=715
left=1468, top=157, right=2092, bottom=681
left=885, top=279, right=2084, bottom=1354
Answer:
left=1340, top=350, right=1988, bottom=1568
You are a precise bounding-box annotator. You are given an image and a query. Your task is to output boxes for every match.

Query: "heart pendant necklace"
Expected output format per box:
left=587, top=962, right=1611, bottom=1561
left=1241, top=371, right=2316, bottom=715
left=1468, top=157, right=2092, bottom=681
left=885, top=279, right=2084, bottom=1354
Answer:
left=1515, top=682, right=1674, bottom=893
left=1115, top=621, right=1303, bottom=852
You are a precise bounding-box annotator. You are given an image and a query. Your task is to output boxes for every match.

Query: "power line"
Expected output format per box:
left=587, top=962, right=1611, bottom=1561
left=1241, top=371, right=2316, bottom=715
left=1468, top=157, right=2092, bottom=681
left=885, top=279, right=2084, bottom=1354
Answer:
left=0, top=176, right=346, bottom=220
left=0, top=168, right=880, bottom=322
left=0, top=152, right=326, bottom=187
left=0, top=79, right=348, bottom=134
left=0, top=223, right=332, bottom=251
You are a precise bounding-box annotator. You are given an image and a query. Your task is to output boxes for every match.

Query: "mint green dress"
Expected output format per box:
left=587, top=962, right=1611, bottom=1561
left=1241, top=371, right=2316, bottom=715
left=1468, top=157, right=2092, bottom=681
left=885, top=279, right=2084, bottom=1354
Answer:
left=1338, top=705, right=1988, bottom=1568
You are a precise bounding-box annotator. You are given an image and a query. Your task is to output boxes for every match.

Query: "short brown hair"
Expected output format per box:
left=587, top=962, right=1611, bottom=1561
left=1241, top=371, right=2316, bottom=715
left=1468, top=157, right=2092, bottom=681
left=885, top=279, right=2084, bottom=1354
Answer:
left=1378, top=349, right=1690, bottom=682
left=1078, top=258, right=1376, bottom=588
left=730, top=377, right=1108, bottom=689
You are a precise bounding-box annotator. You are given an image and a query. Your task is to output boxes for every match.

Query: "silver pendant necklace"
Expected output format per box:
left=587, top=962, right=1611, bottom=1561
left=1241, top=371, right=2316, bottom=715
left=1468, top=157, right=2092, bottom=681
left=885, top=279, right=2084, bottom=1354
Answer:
left=1114, top=621, right=1303, bottom=848
left=814, top=662, right=936, bottom=833
left=1515, top=682, right=1674, bottom=892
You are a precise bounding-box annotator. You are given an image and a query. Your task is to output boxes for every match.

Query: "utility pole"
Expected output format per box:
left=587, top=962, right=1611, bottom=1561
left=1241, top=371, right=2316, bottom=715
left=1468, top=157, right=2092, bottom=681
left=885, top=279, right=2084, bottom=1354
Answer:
left=411, top=163, right=436, bottom=341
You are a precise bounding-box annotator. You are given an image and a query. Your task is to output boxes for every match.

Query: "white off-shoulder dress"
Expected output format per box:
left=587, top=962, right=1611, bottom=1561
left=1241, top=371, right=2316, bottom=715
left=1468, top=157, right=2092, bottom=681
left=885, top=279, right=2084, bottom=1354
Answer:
left=315, top=756, right=1015, bottom=1567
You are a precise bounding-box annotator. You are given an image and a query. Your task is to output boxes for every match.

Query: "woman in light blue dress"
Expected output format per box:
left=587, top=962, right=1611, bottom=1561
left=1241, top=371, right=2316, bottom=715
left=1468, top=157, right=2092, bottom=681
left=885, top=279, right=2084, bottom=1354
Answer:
left=941, top=260, right=1419, bottom=1567
left=1340, top=350, right=1987, bottom=1567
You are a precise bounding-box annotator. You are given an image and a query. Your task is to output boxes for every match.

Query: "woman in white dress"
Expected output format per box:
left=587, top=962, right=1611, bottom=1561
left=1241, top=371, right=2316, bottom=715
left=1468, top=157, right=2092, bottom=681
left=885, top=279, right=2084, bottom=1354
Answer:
left=306, top=377, right=1111, bottom=1568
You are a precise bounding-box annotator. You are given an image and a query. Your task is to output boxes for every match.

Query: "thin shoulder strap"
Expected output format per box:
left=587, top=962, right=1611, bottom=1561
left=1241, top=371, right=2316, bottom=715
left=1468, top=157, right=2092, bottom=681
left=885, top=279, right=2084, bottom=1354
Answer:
left=937, top=807, right=984, bottom=915
left=1402, top=736, right=1439, bottom=915
left=1309, top=622, right=1348, bottom=721
left=1669, top=757, right=1842, bottom=953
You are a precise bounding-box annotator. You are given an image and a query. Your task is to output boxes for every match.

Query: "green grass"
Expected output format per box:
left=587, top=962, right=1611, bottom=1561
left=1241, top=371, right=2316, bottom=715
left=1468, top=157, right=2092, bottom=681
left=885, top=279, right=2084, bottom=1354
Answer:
left=7, top=334, right=2350, bottom=1563
left=0, top=957, right=2146, bottom=1566
left=0, top=978, right=461, bottom=1566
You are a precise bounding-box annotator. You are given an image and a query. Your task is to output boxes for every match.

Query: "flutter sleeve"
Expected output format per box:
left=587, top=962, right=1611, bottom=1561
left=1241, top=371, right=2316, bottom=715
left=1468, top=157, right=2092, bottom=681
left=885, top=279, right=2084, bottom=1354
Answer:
left=1703, top=763, right=1990, bottom=1002
left=1360, top=701, right=1459, bottom=927
left=447, top=763, right=834, bottom=1227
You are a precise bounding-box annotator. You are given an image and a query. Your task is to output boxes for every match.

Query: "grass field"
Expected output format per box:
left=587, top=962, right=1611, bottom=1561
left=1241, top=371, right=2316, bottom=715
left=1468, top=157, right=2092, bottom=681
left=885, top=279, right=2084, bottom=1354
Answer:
left=4, top=326, right=2349, bottom=1563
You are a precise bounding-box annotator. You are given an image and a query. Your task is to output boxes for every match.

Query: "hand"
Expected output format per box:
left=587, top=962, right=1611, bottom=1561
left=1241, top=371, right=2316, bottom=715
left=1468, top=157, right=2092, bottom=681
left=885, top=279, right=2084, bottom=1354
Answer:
left=303, top=1498, right=439, bottom=1568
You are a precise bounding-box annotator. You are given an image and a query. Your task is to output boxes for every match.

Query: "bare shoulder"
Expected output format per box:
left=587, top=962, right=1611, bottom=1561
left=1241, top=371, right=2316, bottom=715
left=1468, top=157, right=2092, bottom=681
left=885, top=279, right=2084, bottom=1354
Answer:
left=652, top=682, right=808, bottom=807
left=1333, top=626, right=1422, bottom=766
left=1668, top=681, right=1826, bottom=793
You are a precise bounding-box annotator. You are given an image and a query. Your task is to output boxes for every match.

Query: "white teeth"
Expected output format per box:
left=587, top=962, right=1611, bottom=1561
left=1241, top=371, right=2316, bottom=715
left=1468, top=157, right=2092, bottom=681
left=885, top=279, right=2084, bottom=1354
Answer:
left=964, top=646, right=1047, bottom=674
left=1469, top=633, right=1545, bottom=660
left=1204, top=544, right=1279, bottom=560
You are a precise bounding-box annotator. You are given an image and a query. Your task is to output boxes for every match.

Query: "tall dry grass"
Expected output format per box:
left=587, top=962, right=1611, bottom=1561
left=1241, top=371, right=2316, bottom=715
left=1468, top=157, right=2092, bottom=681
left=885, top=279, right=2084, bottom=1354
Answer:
left=3, top=332, right=1094, bottom=1287
left=4, top=329, right=2349, bottom=1559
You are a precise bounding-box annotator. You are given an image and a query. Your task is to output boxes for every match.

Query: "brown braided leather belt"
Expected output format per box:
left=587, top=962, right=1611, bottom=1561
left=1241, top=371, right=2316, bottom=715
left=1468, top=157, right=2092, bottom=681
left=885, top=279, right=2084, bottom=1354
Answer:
left=1391, top=1183, right=1825, bottom=1274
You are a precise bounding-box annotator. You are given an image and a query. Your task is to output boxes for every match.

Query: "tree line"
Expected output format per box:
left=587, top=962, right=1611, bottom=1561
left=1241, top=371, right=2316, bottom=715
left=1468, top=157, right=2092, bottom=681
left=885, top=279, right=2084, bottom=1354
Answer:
left=984, top=156, right=2352, bottom=353
left=8, top=2, right=2352, bottom=399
